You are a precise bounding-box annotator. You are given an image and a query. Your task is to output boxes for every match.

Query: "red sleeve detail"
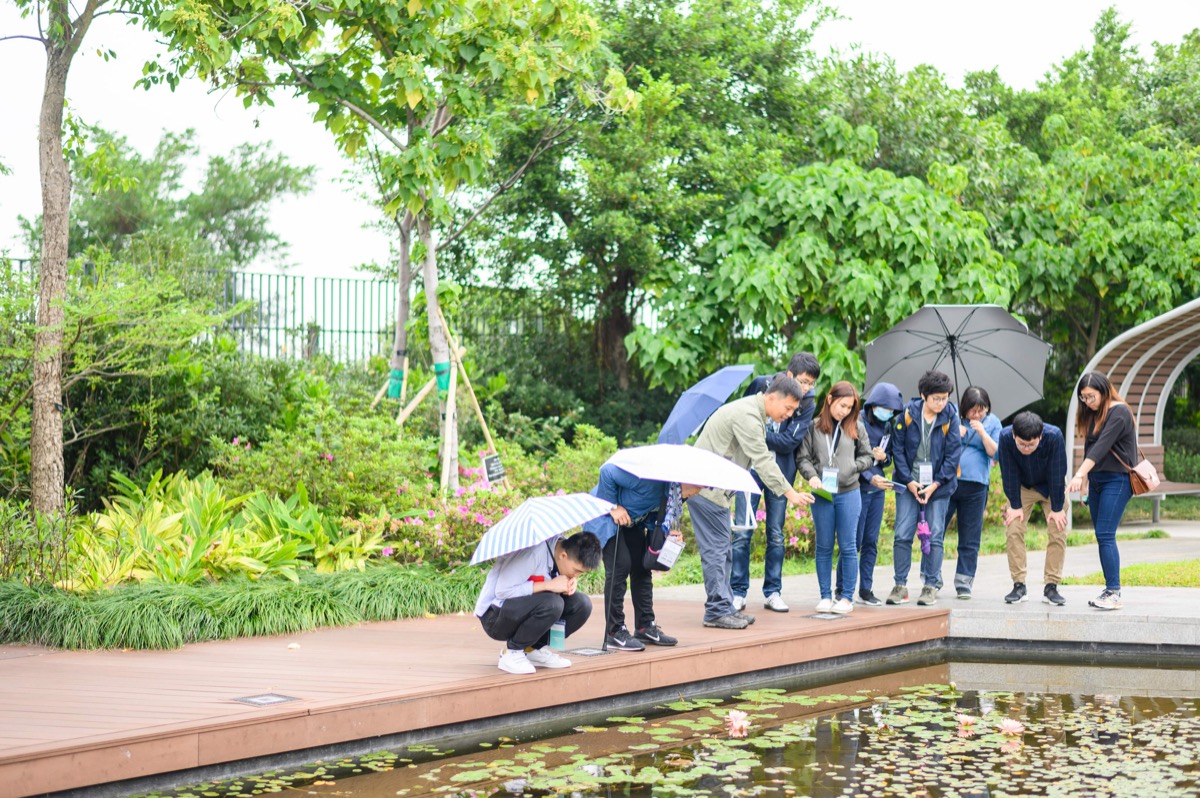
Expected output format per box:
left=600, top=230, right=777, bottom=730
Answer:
left=527, top=575, right=545, bottom=583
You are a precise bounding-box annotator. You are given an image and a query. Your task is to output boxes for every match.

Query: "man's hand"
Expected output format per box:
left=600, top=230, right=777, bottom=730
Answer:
left=872, top=446, right=887, bottom=462
left=808, top=475, right=823, bottom=490
left=871, top=475, right=892, bottom=490
left=786, top=489, right=816, bottom=506
left=610, top=505, right=631, bottom=526
left=907, top=481, right=922, bottom=500
left=563, top=576, right=578, bottom=596
left=1047, top=509, right=1067, bottom=532
left=1003, top=506, right=1024, bottom=526
left=540, top=574, right=573, bottom=594
left=917, top=482, right=939, bottom=503
left=668, top=529, right=683, bottom=543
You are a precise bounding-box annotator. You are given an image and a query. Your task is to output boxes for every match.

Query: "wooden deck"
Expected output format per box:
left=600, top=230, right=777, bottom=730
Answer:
left=0, top=600, right=948, bottom=797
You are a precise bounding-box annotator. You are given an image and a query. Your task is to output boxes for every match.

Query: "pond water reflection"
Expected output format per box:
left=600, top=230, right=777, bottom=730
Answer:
left=145, top=663, right=1200, bottom=798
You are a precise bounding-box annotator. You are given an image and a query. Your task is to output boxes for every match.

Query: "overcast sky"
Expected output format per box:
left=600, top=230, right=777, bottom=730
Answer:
left=3, top=0, right=1199, bottom=279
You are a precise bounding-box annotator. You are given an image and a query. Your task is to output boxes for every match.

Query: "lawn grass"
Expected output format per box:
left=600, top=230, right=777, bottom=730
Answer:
left=1063, top=558, right=1200, bottom=588
left=1118, top=495, right=1200, bottom=522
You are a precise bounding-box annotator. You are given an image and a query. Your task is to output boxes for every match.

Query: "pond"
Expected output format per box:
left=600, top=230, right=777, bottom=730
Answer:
left=142, top=663, right=1200, bottom=798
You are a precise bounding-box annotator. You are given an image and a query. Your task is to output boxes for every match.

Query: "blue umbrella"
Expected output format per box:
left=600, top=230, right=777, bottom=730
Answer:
left=469, top=493, right=614, bottom=566
left=657, top=365, right=756, bottom=444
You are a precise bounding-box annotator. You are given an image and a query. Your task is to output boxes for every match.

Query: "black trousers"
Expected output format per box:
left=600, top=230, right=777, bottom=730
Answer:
left=479, top=591, right=592, bottom=650
left=603, top=525, right=655, bottom=633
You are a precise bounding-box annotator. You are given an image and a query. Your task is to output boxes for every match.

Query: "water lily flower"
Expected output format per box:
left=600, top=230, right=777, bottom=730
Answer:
left=956, top=713, right=977, bottom=726
left=996, top=718, right=1025, bottom=736
left=725, top=709, right=751, bottom=738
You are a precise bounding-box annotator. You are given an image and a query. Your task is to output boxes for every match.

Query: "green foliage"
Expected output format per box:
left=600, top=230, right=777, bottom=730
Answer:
left=0, top=565, right=484, bottom=649
left=211, top=398, right=440, bottom=518
left=0, top=499, right=75, bottom=586
left=628, top=156, right=1018, bottom=391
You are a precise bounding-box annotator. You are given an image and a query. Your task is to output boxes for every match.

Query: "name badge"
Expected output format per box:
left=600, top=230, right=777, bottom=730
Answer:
left=917, top=461, right=934, bottom=485
left=822, top=467, right=839, bottom=493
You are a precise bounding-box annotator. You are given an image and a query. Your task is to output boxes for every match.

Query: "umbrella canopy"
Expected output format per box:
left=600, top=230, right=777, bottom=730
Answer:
left=605, top=444, right=761, bottom=495
left=469, top=493, right=614, bottom=566
left=864, top=305, right=1051, bottom=420
left=658, top=364, right=755, bottom=444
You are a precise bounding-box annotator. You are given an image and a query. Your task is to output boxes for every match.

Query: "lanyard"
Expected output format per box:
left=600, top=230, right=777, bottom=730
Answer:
left=920, top=416, right=934, bottom=455
left=825, top=426, right=842, bottom=467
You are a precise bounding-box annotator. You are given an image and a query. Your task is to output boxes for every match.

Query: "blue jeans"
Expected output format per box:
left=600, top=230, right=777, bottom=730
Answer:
left=731, top=487, right=787, bottom=598
left=946, top=481, right=988, bottom=591
left=1088, top=470, right=1131, bottom=591
left=812, top=490, right=862, bottom=601
left=837, top=487, right=884, bottom=597
left=893, top=490, right=950, bottom=588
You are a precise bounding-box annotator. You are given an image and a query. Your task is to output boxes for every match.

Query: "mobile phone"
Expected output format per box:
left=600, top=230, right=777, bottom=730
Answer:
left=879, top=434, right=891, bottom=451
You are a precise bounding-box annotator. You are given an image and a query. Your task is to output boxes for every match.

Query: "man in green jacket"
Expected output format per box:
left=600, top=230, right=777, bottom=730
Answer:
left=692, top=375, right=816, bottom=629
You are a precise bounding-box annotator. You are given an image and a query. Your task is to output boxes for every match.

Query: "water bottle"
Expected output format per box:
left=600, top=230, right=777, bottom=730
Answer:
left=549, top=620, right=566, bottom=650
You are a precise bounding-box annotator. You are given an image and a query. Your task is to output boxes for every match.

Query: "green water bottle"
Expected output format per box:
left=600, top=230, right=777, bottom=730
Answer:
left=549, top=621, right=566, bottom=650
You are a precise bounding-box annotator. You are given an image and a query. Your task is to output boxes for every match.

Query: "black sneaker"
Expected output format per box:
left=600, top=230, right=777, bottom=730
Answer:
left=635, top=623, right=678, bottom=647
left=1004, top=582, right=1028, bottom=604
left=1043, top=584, right=1066, bottom=606
left=606, top=626, right=646, bottom=651
left=857, top=590, right=883, bottom=607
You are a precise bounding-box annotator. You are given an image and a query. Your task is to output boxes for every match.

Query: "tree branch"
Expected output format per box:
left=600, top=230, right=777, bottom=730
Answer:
left=0, top=35, right=47, bottom=43
left=284, top=60, right=409, bottom=152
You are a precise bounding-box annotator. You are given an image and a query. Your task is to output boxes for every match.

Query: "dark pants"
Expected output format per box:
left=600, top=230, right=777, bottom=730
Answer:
left=839, top=486, right=885, bottom=597
left=946, top=480, right=989, bottom=591
left=479, top=591, right=592, bottom=650
left=603, top=525, right=655, bottom=633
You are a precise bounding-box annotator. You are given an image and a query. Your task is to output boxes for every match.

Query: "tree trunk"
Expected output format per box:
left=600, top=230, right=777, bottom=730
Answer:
left=31, top=32, right=76, bottom=514
left=1086, top=294, right=1102, bottom=362
left=419, top=213, right=457, bottom=492
left=387, top=211, right=415, bottom=397
left=595, top=271, right=633, bottom=391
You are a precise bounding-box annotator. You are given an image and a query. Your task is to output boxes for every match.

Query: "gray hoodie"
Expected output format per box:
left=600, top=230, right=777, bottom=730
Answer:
left=796, top=419, right=875, bottom=494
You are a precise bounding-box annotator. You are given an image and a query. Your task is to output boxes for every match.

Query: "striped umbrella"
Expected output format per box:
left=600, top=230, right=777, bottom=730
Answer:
left=469, top=493, right=615, bottom=566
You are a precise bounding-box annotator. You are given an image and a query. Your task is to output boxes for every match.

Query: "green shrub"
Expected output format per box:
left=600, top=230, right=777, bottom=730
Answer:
left=1165, top=446, right=1200, bottom=483
left=0, top=499, right=75, bottom=586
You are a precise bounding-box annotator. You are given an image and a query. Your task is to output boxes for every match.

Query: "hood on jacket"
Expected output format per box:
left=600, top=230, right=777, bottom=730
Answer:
left=863, top=382, right=903, bottom=411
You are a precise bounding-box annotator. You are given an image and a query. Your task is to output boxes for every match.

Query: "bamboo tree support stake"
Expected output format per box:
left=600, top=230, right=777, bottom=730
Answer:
left=398, top=354, right=410, bottom=404
left=396, top=377, right=437, bottom=429
left=439, top=360, right=459, bottom=492
left=436, top=307, right=499, bottom=456
left=369, top=378, right=390, bottom=410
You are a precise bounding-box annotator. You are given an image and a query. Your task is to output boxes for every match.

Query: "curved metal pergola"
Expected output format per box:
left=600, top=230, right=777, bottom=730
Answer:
left=1065, top=296, right=1200, bottom=517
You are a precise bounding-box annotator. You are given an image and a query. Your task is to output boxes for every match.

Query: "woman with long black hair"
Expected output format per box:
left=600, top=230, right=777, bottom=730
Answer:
left=1067, top=371, right=1139, bottom=610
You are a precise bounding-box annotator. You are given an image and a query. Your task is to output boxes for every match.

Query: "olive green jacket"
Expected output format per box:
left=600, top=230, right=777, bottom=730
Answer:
left=693, top=394, right=793, bottom=508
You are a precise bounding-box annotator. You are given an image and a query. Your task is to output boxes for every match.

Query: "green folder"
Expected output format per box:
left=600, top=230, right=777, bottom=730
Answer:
left=809, top=486, right=833, bottom=501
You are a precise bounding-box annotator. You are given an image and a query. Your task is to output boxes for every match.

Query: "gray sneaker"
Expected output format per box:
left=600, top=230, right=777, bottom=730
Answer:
left=1088, top=589, right=1122, bottom=610
left=917, top=585, right=938, bottom=606
left=734, top=612, right=756, bottom=625
left=885, top=585, right=909, bottom=605
left=703, top=613, right=750, bottom=629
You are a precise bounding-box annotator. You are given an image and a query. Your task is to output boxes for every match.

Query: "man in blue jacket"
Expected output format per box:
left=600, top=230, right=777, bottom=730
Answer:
left=996, top=411, right=1069, bottom=606
left=730, top=352, right=820, bottom=613
left=583, top=463, right=700, bottom=650
left=887, top=370, right=963, bottom=608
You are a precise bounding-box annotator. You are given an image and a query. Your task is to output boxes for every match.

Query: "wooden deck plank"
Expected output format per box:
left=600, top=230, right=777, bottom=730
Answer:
left=0, top=599, right=948, bottom=797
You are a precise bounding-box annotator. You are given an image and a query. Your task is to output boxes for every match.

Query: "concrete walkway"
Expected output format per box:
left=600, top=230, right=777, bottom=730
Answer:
left=655, top=518, right=1200, bottom=648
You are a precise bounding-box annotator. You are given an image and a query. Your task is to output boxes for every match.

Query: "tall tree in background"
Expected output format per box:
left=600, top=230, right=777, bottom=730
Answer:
left=453, top=0, right=829, bottom=391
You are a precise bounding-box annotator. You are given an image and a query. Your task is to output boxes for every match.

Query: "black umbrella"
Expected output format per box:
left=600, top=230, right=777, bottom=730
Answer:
left=864, top=304, right=1051, bottom=420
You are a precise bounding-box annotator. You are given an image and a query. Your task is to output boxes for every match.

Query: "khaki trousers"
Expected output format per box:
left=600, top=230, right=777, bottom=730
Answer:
left=1006, top=486, right=1066, bottom=585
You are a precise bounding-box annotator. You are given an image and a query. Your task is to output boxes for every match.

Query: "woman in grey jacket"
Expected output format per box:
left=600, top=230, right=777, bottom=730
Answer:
left=797, top=381, right=875, bottom=614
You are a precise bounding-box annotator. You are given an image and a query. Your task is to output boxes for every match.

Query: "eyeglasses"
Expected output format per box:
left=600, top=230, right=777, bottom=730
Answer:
left=795, top=377, right=815, bottom=390
left=924, top=394, right=950, bottom=405
left=1078, top=392, right=1102, bottom=405
left=1014, top=438, right=1040, bottom=451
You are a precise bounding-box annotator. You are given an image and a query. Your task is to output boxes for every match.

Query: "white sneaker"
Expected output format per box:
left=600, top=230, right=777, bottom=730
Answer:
left=815, top=598, right=834, bottom=612
left=764, top=593, right=790, bottom=612
left=498, top=648, right=535, bottom=674
left=831, top=598, right=854, bottom=614
left=732, top=595, right=746, bottom=612
left=1088, top=590, right=1123, bottom=611
left=526, top=647, right=572, bottom=669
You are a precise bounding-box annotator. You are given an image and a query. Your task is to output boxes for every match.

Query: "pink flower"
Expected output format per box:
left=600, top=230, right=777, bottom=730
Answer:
left=788, top=536, right=799, bottom=546
left=322, top=452, right=334, bottom=462
left=725, top=709, right=751, bottom=738
left=957, top=727, right=975, bottom=739
left=381, top=547, right=394, bottom=557
left=427, top=510, right=437, bottom=519
left=1001, top=739, right=1023, bottom=754
left=232, top=437, right=240, bottom=445
left=474, top=514, right=488, bottom=524
left=996, top=718, right=1025, bottom=736
left=956, top=713, right=977, bottom=726
left=799, top=526, right=810, bottom=535
left=454, top=486, right=467, bottom=497
left=755, top=509, right=766, bottom=522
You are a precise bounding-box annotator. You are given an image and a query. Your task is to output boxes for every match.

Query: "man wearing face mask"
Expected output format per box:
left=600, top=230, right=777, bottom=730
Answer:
left=836, top=382, right=903, bottom=606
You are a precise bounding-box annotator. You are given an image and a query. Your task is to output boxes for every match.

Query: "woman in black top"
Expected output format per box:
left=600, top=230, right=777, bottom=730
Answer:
left=1067, top=371, right=1139, bottom=610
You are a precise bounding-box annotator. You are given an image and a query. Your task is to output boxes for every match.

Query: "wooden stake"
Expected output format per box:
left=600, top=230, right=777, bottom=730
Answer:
left=396, top=377, right=437, bottom=428
left=369, top=378, right=390, bottom=411
left=439, top=360, right=459, bottom=492
left=436, top=307, right=499, bottom=456
left=398, top=354, right=410, bottom=404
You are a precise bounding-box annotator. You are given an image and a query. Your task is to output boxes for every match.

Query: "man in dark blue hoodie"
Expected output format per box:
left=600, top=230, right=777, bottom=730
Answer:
left=886, top=370, right=963, bottom=608
left=729, top=352, right=820, bottom=613
left=836, top=381, right=902, bottom=606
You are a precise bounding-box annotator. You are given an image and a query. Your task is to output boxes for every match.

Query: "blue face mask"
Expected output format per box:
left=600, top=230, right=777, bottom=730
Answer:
left=872, top=407, right=894, bottom=422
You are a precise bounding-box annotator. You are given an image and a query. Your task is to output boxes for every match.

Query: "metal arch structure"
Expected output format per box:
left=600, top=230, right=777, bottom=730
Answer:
left=1065, top=296, right=1200, bottom=524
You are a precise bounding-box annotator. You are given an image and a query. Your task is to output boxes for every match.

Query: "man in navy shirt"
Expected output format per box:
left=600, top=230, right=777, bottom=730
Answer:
left=730, top=352, right=820, bottom=613
left=996, top=411, right=1069, bottom=606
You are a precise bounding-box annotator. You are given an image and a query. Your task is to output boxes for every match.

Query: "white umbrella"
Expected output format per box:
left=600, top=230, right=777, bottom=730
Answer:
left=469, top=493, right=614, bottom=566
left=604, top=444, right=761, bottom=495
